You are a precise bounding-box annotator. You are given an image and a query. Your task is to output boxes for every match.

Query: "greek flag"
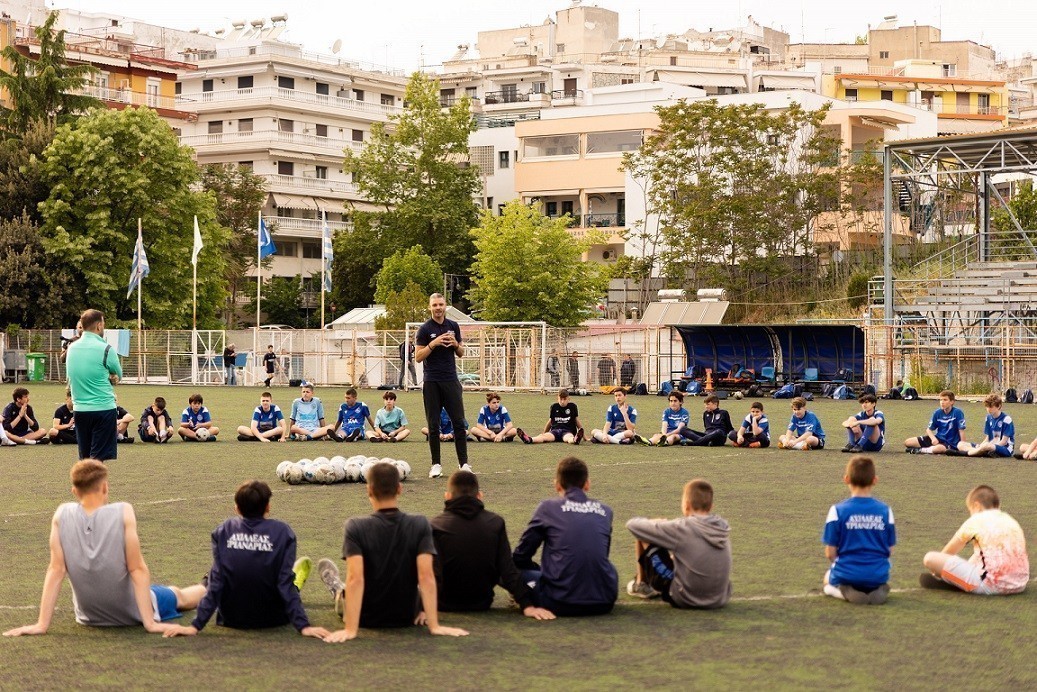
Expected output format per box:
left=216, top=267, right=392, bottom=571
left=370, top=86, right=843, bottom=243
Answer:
left=191, top=215, right=203, bottom=266
left=322, top=211, right=333, bottom=293
left=258, top=218, right=276, bottom=259
left=127, top=227, right=150, bottom=298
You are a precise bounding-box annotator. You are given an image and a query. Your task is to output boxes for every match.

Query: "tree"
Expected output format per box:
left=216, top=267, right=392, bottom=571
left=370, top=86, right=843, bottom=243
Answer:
left=0, top=213, right=82, bottom=327
left=468, top=202, right=606, bottom=327
left=374, top=245, right=443, bottom=303
left=247, top=276, right=306, bottom=328
left=0, top=12, right=100, bottom=135
left=37, top=107, right=229, bottom=328
left=337, top=72, right=480, bottom=307
left=199, top=164, right=268, bottom=326
left=0, top=118, right=55, bottom=222
left=374, top=282, right=429, bottom=330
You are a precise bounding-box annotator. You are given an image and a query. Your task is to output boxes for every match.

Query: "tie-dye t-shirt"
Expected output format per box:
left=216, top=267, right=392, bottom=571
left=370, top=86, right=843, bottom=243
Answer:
left=954, top=509, right=1030, bottom=594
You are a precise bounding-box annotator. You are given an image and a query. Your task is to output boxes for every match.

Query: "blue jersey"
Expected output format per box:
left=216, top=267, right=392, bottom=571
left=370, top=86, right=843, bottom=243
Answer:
left=855, top=409, right=885, bottom=440
left=605, top=404, right=637, bottom=433
left=823, top=496, right=896, bottom=591
left=740, top=413, right=770, bottom=439
left=787, top=411, right=825, bottom=439
left=661, top=407, right=690, bottom=433
left=181, top=405, right=212, bottom=427
left=438, top=407, right=454, bottom=436
left=984, top=411, right=1015, bottom=449
left=336, top=401, right=371, bottom=433
left=252, top=404, right=284, bottom=432
left=290, top=397, right=325, bottom=431
left=477, top=405, right=512, bottom=431
left=928, top=406, right=966, bottom=447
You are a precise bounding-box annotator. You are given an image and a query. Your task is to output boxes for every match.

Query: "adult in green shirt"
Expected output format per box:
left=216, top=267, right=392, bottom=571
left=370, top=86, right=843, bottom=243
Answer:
left=66, top=309, right=122, bottom=461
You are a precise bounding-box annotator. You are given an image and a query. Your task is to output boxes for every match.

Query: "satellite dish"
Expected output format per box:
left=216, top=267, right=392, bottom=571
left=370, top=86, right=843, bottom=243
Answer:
left=331, top=39, right=342, bottom=54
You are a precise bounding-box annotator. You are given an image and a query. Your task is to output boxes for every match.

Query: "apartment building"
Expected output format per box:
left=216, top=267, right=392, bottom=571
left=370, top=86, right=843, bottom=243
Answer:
left=176, top=42, right=408, bottom=281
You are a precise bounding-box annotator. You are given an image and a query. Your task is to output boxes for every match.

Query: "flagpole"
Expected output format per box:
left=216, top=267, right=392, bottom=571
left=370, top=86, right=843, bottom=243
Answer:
left=137, top=217, right=144, bottom=384
left=254, top=211, right=261, bottom=380
left=320, top=209, right=326, bottom=330
left=191, top=216, right=199, bottom=386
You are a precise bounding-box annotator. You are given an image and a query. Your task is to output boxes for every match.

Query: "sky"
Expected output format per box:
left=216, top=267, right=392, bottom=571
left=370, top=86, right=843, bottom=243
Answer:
left=55, top=0, right=1037, bottom=70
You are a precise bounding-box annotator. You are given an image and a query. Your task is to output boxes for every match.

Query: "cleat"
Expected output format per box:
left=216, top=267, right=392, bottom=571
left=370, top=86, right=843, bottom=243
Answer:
left=317, top=558, right=344, bottom=596
left=517, top=428, right=533, bottom=444
left=292, top=556, right=312, bottom=591
left=905, top=447, right=919, bottom=454
left=429, top=463, right=443, bottom=479
left=634, top=434, right=651, bottom=446
left=848, top=445, right=863, bottom=454
left=574, top=428, right=584, bottom=445
left=841, top=444, right=855, bottom=453
left=348, top=428, right=363, bottom=442
left=626, top=579, right=660, bottom=599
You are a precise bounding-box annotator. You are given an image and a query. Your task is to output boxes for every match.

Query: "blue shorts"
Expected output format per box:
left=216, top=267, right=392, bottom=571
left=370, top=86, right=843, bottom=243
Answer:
left=549, top=427, right=573, bottom=441
left=859, top=438, right=884, bottom=452
left=150, top=585, right=181, bottom=622
left=994, top=444, right=1013, bottom=457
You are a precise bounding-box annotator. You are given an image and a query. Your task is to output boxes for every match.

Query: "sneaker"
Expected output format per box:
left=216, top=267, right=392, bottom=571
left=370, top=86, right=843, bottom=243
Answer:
left=848, top=445, right=863, bottom=454
left=905, top=447, right=919, bottom=454
left=1013, top=452, right=1025, bottom=460
left=24, top=439, right=36, bottom=445
left=293, top=556, right=313, bottom=591
left=121, top=436, right=135, bottom=444
left=634, top=434, right=651, bottom=446
left=347, top=428, right=362, bottom=442
left=460, top=463, right=474, bottom=473
left=656, top=437, right=667, bottom=447
left=748, top=441, right=761, bottom=448
left=370, top=436, right=383, bottom=443
left=841, top=443, right=855, bottom=453
left=919, top=572, right=959, bottom=591
left=36, top=437, right=49, bottom=445
left=317, top=558, right=344, bottom=596
left=626, top=579, right=660, bottom=599
left=429, top=463, right=443, bottom=479
left=236, top=434, right=252, bottom=442
left=574, top=428, right=584, bottom=445
left=206, top=435, right=218, bottom=442
left=517, top=428, right=533, bottom=444
left=0, top=437, right=15, bottom=446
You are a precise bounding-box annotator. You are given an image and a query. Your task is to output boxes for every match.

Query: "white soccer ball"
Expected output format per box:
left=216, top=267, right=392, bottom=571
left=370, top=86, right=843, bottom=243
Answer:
left=315, top=463, right=337, bottom=484
left=286, top=463, right=305, bottom=484
left=297, top=458, right=313, bottom=467
left=276, top=460, right=293, bottom=481
left=359, top=459, right=378, bottom=482
left=344, top=459, right=363, bottom=483
left=347, top=455, right=366, bottom=466
left=329, top=456, right=347, bottom=482
left=365, top=456, right=380, bottom=465
left=313, top=456, right=330, bottom=466
left=302, top=464, right=320, bottom=483
left=195, top=427, right=210, bottom=441
left=379, top=457, right=396, bottom=466
left=732, top=391, right=744, bottom=400
left=394, top=459, right=411, bottom=481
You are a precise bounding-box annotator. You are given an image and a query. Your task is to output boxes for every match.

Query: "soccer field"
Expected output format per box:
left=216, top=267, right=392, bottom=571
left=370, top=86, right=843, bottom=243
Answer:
left=2, top=383, right=1036, bottom=689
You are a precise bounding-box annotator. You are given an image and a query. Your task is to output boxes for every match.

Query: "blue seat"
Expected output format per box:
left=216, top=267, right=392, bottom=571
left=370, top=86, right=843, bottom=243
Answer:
left=804, top=367, right=819, bottom=382
left=756, top=366, right=776, bottom=385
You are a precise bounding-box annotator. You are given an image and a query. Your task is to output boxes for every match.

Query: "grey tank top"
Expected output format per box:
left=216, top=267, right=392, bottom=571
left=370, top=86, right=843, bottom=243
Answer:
left=57, top=502, right=142, bottom=626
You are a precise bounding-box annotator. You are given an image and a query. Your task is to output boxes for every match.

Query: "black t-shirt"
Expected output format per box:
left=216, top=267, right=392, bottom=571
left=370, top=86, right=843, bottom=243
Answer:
left=116, top=406, right=129, bottom=420
left=263, top=352, right=277, bottom=373
left=54, top=404, right=75, bottom=428
left=549, top=402, right=579, bottom=434
left=415, top=318, right=462, bottom=382
left=223, top=346, right=236, bottom=363
left=342, top=509, right=436, bottom=628
left=703, top=409, right=734, bottom=434
left=3, top=402, right=37, bottom=435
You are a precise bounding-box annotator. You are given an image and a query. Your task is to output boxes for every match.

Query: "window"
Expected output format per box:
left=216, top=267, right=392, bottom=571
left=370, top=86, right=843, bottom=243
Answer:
left=146, top=81, right=160, bottom=107
left=523, top=135, right=579, bottom=158
left=880, top=90, right=894, bottom=101
left=277, top=76, right=295, bottom=90
left=561, top=201, right=574, bottom=216
left=942, top=64, right=956, bottom=77
left=556, top=43, right=565, bottom=53
left=315, top=123, right=328, bottom=138
left=207, top=121, right=223, bottom=134
left=498, top=151, right=510, bottom=169
left=381, top=93, right=394, bottom=106
left=238, top=118, right=253, bottom=132
left=465, top=86, right=477, bottom=98
left=501, top=84, right=518, bottom=103
left=620, top=78, right=635, bottom=85
left=175, top=82, right=182, bottom=95
left=586, top=130, right=643, bottom=154
left=277, top=161, right=294, bottom=176
left=279, top=118, right=294, bottom=133
left=766, top=134, right=780, bottom=146
left=978, top=93, right=991, bottom=111
left=440, top=88, right=455, bottom=106
left=670, top=56, right=678, bottom=66
left=239, top=161, right=253, bottom=170
left=352, top=129, right=364, bottom=142
left=352, top=88, right=364, bottom=101
left=563, top=78, right=578, bottom=96
left=316, top=82, right=329, bottom=96
left=486, top=196, right=493, bottom=211
left=845, top=88, right=858, bottom=101
left=498, top=204, right=506, bottom=215
left=275, top=241, right=297, bottom=257
left=302, top=242, right=322, bottom=259
left=315, top=166, right=328, bottom=179
left=532, top=82, right=546, bottom=94
left=879, top=51, right=889, bottom=59
left=237, top=76, right=253, bottom=89
left=545, top=201, right=558, bottom=216
left=202, top=79, right=213, bottom=93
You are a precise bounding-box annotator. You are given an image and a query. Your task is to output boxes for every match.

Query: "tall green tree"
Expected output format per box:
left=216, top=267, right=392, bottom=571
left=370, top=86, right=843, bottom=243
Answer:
left=0, top=213, right=82, bottom=327
left=247, top=276, right=306, bottom=328
left=468, top=202, right=606, bottom=327
left=373, top=245, right=443, bottom=303
left=38, top=107, right=229, bottom=328
left=374, top=282, right=429, bottom=330
left=336, top=71, right=479, bottom=307
left=0, top=11, right=100, bottom=135
left=0, top=118, right=55, bottom=222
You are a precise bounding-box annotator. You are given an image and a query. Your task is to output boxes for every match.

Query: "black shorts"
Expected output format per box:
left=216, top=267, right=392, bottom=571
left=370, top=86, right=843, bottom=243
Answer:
left=638, top=545, right=675, bottom=604
left=916, top=435, right=942, bottom=448
left=549, top=427, right=574, bottom=441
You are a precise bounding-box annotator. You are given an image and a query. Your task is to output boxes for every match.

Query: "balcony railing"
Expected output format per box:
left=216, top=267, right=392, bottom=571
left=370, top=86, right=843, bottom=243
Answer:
left=439, top=95, right=480, bottom=107
left=185, top=87, right=401, bottom=116
left=483, top=90, right=526, bottom=105
left=187, top=43, right=406, bottom=77
left=917, top=101, right=1007, bottom=116
left=265, top=216, right=354, bottom=238
left=75, top=85, right=186, bottom=111
left=179, top=130, right=363, bottom=154
left=583, top=213, right=626, bottom=228
left=261, top=174, right=357, bottom=194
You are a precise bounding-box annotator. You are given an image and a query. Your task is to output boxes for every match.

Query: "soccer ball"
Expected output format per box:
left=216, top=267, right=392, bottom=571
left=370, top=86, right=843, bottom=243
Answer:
left=302, top=464, right=320, bottom=483
left=276, top=461, right=293, bottom=481
left=344, top=459, right=363, bottom=483
left=315, top=464, right=337, bottom=484
left=359, top=459, right=378, bottom=482
left=329, top=456, right=347, bottom=482
left=286, top=463, right=305, bottom=484
left=313, top=456, right=330, bottom=467
left=732, top=391, right=744, bottom=400
left=394, top=459, right=411, bottom=481
left=298, top=458, right=313, bottom=467
left=195, top=427, right=211, bottom=441
left=379, top=457, right=396, bottom=466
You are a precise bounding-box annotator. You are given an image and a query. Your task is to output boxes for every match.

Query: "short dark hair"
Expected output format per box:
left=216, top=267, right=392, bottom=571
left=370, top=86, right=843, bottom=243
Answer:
left=80, top=309, right=104, bottom=331
left=447, top=470, right=480, bottom=497
left=12, top=387, right=28, bottom=401
left=846, top=456, right=876, bottom=488
left=153, top=397, right=166, bottom=410
left=939, top=390, right=956, bottom=401
left=557, top=388, right=569, bottom=399
left=235, top=480, right=272, bottom=519
left=382, top=391, right=397, bottom=401
left=368, top=462, right=400, bottom=499
left=983, top=393, right=1003, bottom=408
left=704, top=394, right=719, bottom=406
left=71, top=459, right=108, bottom=492
left=683, top=479, right=714, bottom=512
left=556, top=456, right=588, bottom=490
left=189, top=393, right=203, bottom=404
left=668, top=390, right=684, bottom=403
left=750, top=401, right=764, bottom=410
left=346, top=388, right=357, bottom=397
left=967, top=485, right=1000, bottom=510
left=261, top=391, right=272, bottom=400
left=486, top=392, right=501, bottom=403
left=791, top=396, right=807, bottom=409
left=858, top=393, right=877, bottom=405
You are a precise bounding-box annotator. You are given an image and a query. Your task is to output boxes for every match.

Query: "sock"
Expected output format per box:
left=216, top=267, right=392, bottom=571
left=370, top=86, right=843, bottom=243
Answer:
left=609, top=432, right=627, bottom=444
left=793, top=441, right=806, bottom=450
left=25, top=439, right=37, bottom=445
left=920, top=447, right=934, bottom=454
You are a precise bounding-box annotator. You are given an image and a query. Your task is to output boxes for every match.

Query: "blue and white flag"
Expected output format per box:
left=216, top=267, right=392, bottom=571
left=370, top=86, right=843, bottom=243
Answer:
left=322, top=211, right=333, bottom=293
left=192, top=215, right=203, bottom=266
left=258, top=218, right=276, bottom=259
left=127, top=226, right=150, bottom=299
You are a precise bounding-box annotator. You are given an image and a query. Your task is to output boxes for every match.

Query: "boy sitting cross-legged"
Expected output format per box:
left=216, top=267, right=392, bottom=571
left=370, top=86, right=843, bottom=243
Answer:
left=237, top=392, right=288, bottom=442
left=289, top=383, right=333, bottom=441
left=637, top=390, right=691, bottom=446
left=777, top=397, right=825, bottom=450
left=681, top=395, right=733, bottom=447
left=590, top=389, right=637, bottom=444
left=178, top=393, right=220, bottom=442
left=728, top=401, right=770, bottom=448
left=371, top=391, right=410, bottom=443
left=958, top=394, right=1014, bottom=458
left=331, top=388, right=375, bottom=442
left=821, top=456, right=896, bottom=605
left=470, top=392, right=517, bottom=443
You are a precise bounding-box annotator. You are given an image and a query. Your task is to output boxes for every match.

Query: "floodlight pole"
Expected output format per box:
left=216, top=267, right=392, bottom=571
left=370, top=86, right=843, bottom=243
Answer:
left=882, top=145, right=893, bottom=326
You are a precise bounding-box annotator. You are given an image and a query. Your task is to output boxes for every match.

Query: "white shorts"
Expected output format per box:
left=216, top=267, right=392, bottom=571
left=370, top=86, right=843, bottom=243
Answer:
left=940, top=556, right=996, bottom=595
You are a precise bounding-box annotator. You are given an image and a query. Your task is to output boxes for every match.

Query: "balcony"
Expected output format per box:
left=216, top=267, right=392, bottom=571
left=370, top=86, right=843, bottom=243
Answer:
left=188, top=43, right=406, bottom=77
left=439, top=95, right=480, bottom=108
left=74, top=85, right=188, bottom=113
left=583, top=213, right=626, bottom=228
left=265, top=216, right=353, bottom=238
left=184, top=87, right=402, bottom=118
left=481, top=90, right=549, bottom=112
left=261, top=174, right=357, bottom=195
left=917, top=101, right=1007, bottom=118
left=180, top=130, right=363, bottom=155
left=551, top=89, right=584, bottom=106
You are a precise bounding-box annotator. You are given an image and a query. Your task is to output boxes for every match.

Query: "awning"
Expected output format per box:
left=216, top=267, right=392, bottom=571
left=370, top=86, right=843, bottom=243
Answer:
left=344, top=201, right=385, bottom=213
left=760, top=73, right=816, bottom=90
left=269, top=150, right=316, bottom=161
left=270, top=193, right=318, bottom=210
left=654, top=70, right=747, bottom=89
left=857, top=116, right=902, bottom=131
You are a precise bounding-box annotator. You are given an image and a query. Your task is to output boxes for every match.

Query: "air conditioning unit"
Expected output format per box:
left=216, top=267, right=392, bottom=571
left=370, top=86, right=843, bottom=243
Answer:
left=602, top=250, right=616, bottom=260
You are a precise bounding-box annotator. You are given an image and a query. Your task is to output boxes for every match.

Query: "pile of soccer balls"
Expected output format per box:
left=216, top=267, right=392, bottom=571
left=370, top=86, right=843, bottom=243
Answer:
left=276, top=455, right=411, bottom=485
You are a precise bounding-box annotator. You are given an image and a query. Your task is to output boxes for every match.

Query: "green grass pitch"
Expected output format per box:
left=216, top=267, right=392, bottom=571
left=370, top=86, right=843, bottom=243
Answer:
left=3, top=383, right=1037, bottom=689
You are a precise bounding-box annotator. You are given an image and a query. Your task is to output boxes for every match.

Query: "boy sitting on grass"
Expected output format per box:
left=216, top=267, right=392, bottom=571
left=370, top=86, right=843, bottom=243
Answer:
left=921, top=485, right=1029, bottom=595
left=470, top=392, right=517, bottom=442
left=637, top=390, right=691, bottom=446
left=625, top=479, right=732, bottom=608
left=904, top=389, right=965, bottom=455
left=48, top=388, right=77, bottom=445
left=372, top=391, right=410, bottom=442
left=590, top=389, right=637, bottom=444
left=958, top=394, right=1014, bottom=458
left=681, top=395, right=733, bottom=447
left=517, top=389, right=584, bottom=445
left=178, top=393, right=220, bottom=442
left=237, top=392, right=288, bottom=442
left=421, top=407, right=466, bottom=442
left=777, top=397, right=825, bottom=450
left=3, top=386, right=49, bottom=444
left=139, top=397, right=172, bottom=444
left=822, top=456, right=896, bottom=605
left=289, top=383, right=333, bottom=441
left=839, top=393, right=885, bottom=453
left=728, top=401, right=770, bottom=448
left=331, top=388, right=375, bottom=442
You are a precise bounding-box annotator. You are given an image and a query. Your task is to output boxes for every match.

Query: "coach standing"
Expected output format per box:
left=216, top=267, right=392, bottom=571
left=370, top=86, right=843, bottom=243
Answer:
left=415, top=293, right=470, bottom=479
left=66, top=309, right=121, bottom=461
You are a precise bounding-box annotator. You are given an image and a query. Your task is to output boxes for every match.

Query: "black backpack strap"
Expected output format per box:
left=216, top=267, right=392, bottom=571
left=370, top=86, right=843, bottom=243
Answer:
left=103, top=344, right=111, bottom=369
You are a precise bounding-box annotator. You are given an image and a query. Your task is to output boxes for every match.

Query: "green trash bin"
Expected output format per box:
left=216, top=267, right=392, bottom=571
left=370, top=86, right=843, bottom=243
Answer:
left=25, top=353, right=46, bottom=382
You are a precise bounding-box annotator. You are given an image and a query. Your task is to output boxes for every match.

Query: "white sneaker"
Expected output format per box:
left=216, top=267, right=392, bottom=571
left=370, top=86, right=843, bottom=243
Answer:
left=460, top=463, right=474, bottom=473
left=0, top=436, right=15, bottom=446
left=429, top=463, right=443, bottom=479
left=24, top=439, right=36, bottom=445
